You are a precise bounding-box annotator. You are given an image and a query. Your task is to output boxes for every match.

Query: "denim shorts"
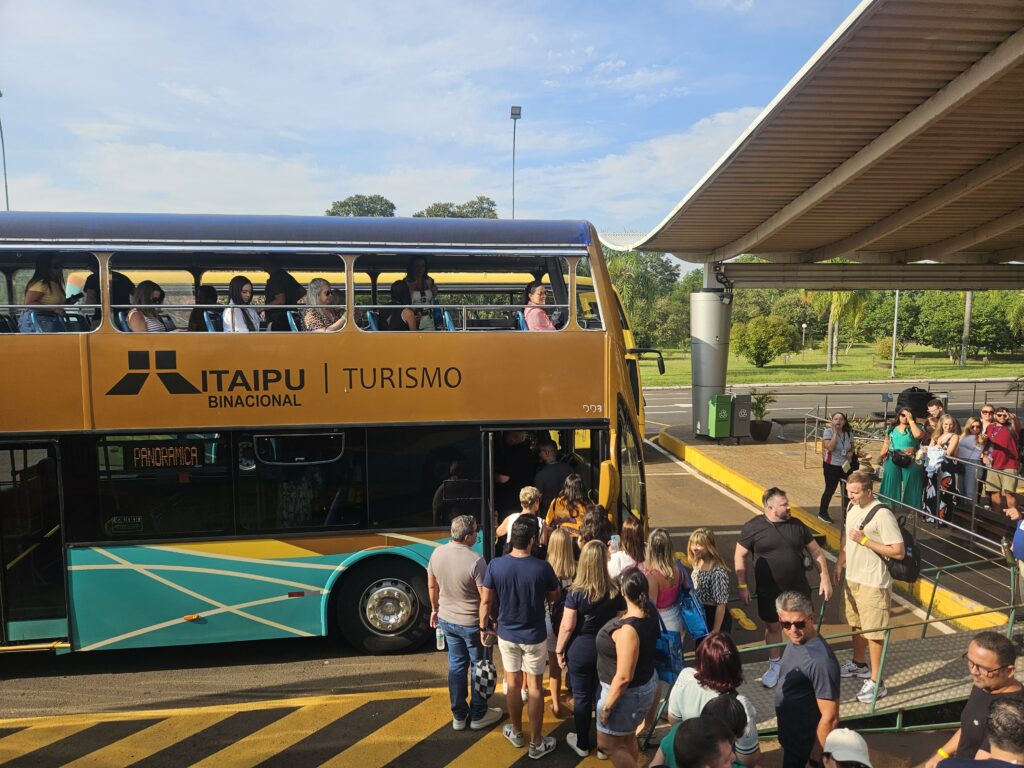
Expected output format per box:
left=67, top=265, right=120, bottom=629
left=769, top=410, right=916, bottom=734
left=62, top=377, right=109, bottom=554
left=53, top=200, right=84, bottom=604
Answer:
left=596, top=672, right=658, bottom=736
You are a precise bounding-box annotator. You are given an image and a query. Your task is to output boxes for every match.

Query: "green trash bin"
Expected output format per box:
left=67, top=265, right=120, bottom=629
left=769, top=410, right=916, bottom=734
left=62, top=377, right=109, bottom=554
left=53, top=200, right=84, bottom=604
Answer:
left=707, top=395, right=732, bottom=439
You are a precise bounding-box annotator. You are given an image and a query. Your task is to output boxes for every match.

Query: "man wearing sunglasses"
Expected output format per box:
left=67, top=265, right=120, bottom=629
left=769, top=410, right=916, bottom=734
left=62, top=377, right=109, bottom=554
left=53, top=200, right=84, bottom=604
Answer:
left=979, top=408, right=1020, bottom=521
left=924, top=631, right=1021, bottom=768
left=772, top=590, right=839, bottom=768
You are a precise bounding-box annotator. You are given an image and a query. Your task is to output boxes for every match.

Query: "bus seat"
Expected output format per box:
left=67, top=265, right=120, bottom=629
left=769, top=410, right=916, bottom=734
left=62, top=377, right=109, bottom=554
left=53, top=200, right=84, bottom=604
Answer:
left=0, top=314, right=18, bottom=333
left=287, top=310, right=305, bottom=332
left=18, top=310, right=66, bottom=333
left=443, top=310, right=458, bottom=331
left=158, top=314, right=177, bottom=332
left=62, top=313, right=90, bottom=332
left=366, top=311, right=379, bottom=331
left=116, top=310, right=129, bottom=332
left=515, top=310, right=528, bottom=331
left=203, top=311, right=224, bottom=332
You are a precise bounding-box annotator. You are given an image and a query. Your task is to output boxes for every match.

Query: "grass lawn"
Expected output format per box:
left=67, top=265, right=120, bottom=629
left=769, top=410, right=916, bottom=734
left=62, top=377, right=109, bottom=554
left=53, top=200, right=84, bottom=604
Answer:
left=640, top=343, right=1024, bottom=387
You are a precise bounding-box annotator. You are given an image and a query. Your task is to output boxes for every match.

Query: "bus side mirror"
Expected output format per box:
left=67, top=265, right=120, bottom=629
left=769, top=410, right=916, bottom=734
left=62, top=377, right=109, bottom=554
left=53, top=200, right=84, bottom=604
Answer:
left=599, top=459, right=619, bottom=514
left=627, top=348, right=666, bottom=376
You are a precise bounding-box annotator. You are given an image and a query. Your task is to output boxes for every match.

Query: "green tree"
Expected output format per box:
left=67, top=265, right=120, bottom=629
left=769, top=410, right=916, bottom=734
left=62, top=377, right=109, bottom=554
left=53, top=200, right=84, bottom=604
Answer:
left=803, top=290, right=869, bottom=370
left=857, top=290, right=921, bottom=343
left=413, top=195, right=498, bottom=218
left=325, top=194, right=396, bottom=217
left=732, top=315, right=801, bottom=368
left=916, top=292, right=965, bottom=359
left=601, top=248, right=680, bottom=346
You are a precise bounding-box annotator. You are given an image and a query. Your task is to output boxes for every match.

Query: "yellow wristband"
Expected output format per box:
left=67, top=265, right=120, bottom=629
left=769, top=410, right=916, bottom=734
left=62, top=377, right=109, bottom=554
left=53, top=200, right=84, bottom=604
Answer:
left=860, top=536, right=869, bottom=546
left=738, top=583, right=748, bottom=589
left=937, top=748, right=950, bottom=759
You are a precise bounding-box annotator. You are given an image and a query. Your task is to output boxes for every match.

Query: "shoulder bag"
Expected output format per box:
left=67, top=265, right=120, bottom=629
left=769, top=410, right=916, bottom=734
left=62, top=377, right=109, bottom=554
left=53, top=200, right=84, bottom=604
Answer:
left=675, top=561, right=710, bottom=641
left=653, top=613, right=684, bottom=685
left=858, top=503, right=920, bottom=583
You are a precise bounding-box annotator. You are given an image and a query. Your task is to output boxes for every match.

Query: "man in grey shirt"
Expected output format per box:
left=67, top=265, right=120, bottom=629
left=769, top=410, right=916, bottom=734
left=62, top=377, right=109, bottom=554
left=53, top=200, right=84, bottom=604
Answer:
left=427, top=514, right=502, bottom=731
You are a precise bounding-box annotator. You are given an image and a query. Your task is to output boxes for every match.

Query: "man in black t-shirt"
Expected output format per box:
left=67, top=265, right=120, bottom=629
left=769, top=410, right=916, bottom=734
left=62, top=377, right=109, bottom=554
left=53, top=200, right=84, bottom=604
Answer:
left=926, top=632, right=1022, bottom=768
left=264, top=268, right=305, bottom=331
left=938, top=698, right=1024, bottom=768
left=734, top=487, right=831, bottom=689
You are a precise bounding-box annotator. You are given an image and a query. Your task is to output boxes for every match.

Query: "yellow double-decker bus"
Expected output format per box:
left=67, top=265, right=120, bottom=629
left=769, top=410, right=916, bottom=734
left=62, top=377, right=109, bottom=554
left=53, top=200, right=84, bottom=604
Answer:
left=0, top=212, right=655, bottom=654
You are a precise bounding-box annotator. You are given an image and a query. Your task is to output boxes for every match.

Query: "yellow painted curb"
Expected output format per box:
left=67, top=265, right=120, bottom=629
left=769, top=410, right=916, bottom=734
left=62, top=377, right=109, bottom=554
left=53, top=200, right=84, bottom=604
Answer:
left=654, top=429, right=1008, bottom=632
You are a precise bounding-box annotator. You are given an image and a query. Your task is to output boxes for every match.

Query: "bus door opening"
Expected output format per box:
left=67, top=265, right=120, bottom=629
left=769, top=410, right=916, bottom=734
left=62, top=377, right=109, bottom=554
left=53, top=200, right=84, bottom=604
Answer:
left=0, top=442, right=68, bottom=644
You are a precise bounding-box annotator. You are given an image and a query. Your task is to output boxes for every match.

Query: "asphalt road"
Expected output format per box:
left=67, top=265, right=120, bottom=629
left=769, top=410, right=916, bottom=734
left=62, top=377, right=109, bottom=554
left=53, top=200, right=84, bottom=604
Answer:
left=643, top=378, right=1022, bottom=436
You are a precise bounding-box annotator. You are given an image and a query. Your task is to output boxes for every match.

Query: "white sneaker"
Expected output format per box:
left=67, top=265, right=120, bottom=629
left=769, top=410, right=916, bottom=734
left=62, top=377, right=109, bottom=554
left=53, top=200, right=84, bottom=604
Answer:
left=503, top=724, right=525, bottom=748
left=856, top=678, right=888, bottom=703
left=761, top=658, right=782, bottom=688
left=470, top=707, right=502, bottom=730
left=453, top=715, right=468, bottom=731
left=566, top=732, right=590, bottom=757
left=839, top=660, right=871, bottom=679
left=529, top=735, right=557, bottom=760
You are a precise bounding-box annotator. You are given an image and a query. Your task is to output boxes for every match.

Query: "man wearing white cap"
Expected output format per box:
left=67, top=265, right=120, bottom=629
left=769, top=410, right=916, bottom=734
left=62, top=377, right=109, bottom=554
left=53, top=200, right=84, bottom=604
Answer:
left=823, top=729, right=873, bottom=768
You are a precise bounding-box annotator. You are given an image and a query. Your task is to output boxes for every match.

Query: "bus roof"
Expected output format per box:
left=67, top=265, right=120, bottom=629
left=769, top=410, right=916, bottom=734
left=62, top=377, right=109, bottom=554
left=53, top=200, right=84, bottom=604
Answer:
left=0, top=212, right=593, bottom=250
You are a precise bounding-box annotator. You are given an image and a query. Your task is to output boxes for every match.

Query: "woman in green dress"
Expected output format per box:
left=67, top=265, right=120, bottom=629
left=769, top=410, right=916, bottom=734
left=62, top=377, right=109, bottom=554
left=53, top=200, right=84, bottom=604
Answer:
left=879, top=407, right=925, bottom=512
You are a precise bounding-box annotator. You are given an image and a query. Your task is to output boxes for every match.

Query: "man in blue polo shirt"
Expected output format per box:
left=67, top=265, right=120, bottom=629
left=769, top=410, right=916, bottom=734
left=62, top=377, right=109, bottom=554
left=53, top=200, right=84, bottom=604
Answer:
left=482, top=517, right=560, bottom=760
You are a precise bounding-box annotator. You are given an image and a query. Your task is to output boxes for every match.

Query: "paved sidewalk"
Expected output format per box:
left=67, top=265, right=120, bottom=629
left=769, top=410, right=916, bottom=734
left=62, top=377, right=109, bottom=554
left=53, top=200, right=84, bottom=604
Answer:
left=654, top=423, right=1012, bottom=631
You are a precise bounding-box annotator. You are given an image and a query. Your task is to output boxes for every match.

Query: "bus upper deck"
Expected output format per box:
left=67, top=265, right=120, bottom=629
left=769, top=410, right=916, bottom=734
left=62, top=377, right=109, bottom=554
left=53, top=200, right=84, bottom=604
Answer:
left=0, top=212, right=652, bottom=655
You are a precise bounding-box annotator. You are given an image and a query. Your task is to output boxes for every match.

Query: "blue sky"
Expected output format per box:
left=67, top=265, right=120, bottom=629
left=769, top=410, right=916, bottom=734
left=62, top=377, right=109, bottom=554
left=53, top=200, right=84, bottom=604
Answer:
left=0, top=0, right=861, bottom=233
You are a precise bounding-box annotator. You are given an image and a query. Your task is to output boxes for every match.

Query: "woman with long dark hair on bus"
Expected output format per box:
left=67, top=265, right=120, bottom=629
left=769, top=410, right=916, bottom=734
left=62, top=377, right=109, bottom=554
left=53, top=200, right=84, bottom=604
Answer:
left=544, top=473, right=591, bottom=540
left=523, top=280, right=556, bottom=331
left=19, top=253, right=66, bottom=332
left=127, top=281, right=169, bottom=333
left=383, top=279, right=417, bottom=331
left=404, top=255, right=438, bottom=330
left=595, top=567, right=660, bottom=767
left=223, top=275, right=260, bottom=333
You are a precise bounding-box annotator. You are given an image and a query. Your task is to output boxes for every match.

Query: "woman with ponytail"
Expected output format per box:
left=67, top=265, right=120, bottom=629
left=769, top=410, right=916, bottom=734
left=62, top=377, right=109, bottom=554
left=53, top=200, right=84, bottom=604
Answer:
left=594, top=568, right=660, bottom=767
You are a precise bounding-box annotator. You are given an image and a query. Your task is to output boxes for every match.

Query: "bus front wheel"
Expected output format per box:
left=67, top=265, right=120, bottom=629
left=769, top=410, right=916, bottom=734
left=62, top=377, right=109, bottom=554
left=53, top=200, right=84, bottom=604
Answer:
left=336, top=558, right=430, bottom=654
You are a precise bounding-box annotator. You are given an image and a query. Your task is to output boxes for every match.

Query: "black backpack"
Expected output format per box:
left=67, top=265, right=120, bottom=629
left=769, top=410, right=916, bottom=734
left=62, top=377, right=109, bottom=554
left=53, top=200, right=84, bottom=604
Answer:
left=857, top=503, right=921, bottom=583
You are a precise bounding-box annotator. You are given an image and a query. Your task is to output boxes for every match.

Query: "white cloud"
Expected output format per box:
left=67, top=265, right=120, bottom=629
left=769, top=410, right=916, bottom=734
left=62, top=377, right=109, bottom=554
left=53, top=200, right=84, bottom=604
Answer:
left=160, top=82, right=220, bottom=106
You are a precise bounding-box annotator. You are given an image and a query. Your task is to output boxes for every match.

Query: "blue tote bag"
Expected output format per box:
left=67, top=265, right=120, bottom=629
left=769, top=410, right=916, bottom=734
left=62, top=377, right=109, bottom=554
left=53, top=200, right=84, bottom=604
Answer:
left=653, top=613, right=684, bottom=684
left=676, top=562, right=710, bottom=642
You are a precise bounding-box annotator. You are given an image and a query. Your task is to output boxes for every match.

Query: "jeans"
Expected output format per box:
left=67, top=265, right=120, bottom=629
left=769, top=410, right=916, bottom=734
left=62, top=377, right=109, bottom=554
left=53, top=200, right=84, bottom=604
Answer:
left=439, top=619, right=487, bottom=722
left=566, top=635, right=599, bottom=751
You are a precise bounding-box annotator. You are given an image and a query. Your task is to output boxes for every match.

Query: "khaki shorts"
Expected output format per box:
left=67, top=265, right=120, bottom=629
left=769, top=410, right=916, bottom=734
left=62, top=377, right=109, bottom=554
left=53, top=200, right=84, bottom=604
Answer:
left=844, top=581, right=891, bottom=641
left=984, top=470, right=1020, bottom=495
left=497, top=638, right=547, bottom=676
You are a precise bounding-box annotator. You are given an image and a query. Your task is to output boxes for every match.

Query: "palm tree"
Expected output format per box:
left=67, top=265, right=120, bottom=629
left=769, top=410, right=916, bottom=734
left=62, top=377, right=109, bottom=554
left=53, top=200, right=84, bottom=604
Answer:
left=803, top=290, right=869, bottom=371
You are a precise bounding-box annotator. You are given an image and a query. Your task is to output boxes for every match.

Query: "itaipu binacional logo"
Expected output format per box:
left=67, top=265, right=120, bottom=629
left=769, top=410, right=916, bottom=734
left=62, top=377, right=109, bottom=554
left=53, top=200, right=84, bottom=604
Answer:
left=106, top=351, right=304, bottom=409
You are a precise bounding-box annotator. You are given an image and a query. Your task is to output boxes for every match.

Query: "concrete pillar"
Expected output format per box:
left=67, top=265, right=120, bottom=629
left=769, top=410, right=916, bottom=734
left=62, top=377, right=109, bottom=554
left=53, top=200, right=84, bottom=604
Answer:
left=691, top=268, right=732, bottom=435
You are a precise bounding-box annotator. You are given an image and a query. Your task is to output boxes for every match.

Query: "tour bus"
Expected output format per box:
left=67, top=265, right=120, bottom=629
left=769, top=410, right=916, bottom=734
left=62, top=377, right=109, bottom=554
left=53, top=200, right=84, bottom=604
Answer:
left=0, top=212, right=659, bottom=655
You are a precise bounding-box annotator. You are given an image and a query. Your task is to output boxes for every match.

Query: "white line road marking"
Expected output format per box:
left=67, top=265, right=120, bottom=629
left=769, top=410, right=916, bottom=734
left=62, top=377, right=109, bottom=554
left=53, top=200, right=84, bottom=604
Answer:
left=643, top=439, right=955, bottom=635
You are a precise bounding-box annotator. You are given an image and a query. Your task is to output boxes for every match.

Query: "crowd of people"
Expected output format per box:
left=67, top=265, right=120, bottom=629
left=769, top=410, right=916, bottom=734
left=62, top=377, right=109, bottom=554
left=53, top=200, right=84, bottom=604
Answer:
left=818, top=404, right=1021, bottom=529
left=16, top=253, right=565, bottom=334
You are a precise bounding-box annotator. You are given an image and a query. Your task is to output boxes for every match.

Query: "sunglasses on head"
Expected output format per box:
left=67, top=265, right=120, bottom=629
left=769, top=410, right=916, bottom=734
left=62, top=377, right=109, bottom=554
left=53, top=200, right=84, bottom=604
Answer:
left=780, top=620, right=807, bottom=630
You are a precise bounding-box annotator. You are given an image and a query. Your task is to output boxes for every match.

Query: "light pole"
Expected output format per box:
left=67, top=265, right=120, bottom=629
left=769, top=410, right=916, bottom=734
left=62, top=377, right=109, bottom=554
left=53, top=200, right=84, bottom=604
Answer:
left=510, top=106, right=521, bottom=219
left=0, top=90, right=9, bottom=211
left=801, top=322, right=807, bottom=348
left=890, top=289, right=900, bottom=378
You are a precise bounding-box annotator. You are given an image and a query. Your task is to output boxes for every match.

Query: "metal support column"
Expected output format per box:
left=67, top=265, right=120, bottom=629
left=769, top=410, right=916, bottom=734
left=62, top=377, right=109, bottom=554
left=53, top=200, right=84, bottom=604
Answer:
left=691, top=265, right=733, bottom=435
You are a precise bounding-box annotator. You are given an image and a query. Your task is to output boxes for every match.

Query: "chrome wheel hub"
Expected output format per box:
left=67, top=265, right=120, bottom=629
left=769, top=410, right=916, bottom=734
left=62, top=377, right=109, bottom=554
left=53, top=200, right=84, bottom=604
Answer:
left=361, top=578, right=416, bottom=634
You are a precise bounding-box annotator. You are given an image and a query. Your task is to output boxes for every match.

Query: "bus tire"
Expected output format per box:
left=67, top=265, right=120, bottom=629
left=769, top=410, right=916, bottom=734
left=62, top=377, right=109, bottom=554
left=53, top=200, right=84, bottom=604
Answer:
left=335, top=557, right=430, bottom=654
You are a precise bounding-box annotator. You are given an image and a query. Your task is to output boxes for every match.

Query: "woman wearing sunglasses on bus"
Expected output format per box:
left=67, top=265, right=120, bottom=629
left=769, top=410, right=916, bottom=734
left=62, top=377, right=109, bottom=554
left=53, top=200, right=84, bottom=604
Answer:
left=127, top=280, right=169, bottom=333
left=878, top=407, right=925, bottom=514
left=222, top=275, right=261, bottom=333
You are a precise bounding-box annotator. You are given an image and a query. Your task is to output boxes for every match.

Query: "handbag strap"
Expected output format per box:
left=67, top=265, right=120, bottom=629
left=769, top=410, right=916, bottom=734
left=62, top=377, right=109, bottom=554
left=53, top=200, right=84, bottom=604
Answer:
left=765, top=517, right=808, bottom=561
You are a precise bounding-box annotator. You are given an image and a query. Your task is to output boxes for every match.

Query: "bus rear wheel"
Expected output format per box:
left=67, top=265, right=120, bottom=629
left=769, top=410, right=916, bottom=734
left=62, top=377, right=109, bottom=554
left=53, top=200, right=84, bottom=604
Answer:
left=336, top=558, right=430, bottom=654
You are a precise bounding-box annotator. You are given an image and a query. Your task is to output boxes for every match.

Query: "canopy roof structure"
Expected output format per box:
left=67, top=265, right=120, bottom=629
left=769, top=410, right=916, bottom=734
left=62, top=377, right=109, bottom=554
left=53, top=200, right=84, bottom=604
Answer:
left=611, top=0, right=1024, bottom=286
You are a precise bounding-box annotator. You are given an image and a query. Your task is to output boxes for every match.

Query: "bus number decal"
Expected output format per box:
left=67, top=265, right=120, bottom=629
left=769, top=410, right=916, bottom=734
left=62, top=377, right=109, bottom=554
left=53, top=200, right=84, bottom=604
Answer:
left=583, top=404, right=603, bottom=414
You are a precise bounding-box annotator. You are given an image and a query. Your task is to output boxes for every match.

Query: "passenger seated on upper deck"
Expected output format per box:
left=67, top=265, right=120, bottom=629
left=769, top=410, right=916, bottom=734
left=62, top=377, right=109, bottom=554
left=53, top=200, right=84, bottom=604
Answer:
left=264, top=268, right=305, bottom=331
left=82, top=270, right=134, bottom=328
left=223, top=275, right=261, bottom=333
left=188, top=285, right=219, bottom=332
left=524, top=280, right=556, bottom=331
left=127, top=280, right=169, bottom=333
left=19, top=254, right=66, bottom=332
left=383, top=280, right=418, bottom=331
left=302, top=278, right=345, bottom=333
left=405, top=255, right=439, bottom=330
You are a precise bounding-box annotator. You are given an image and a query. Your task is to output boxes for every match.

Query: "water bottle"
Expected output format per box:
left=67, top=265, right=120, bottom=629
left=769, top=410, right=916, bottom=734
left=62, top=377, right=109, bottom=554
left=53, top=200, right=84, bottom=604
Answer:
left=436, top=626, right=445, bottom=651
